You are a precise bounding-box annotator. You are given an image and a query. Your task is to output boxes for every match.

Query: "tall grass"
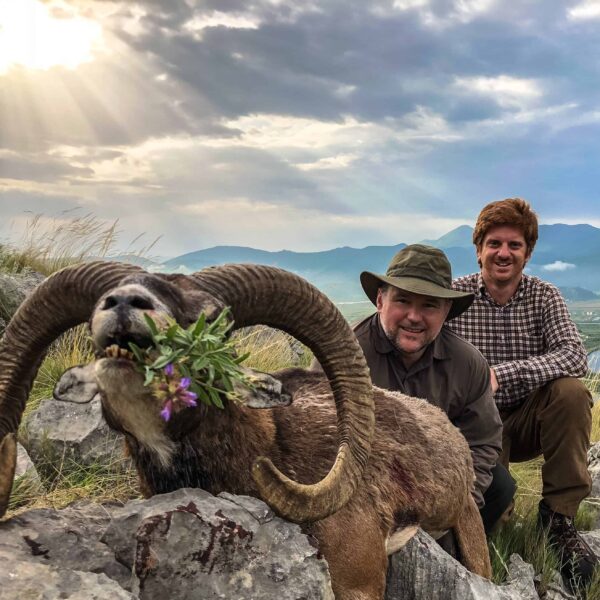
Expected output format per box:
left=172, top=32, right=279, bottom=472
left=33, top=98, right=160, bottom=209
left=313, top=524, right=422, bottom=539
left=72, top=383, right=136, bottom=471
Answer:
left=233, top=325, right=313, bottom=371
left=0, top=213, right=119, bottom=276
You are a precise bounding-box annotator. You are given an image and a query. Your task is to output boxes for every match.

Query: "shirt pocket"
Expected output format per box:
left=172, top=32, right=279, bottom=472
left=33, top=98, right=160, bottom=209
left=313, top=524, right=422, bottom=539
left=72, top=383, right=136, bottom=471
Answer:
left=517, top=332, right=544, bottom=357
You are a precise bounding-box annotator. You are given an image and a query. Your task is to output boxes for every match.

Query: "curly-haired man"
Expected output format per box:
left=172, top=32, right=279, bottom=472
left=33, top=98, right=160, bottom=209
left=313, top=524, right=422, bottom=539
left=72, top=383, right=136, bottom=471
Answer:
left=448, top=198, right=597, bottom=588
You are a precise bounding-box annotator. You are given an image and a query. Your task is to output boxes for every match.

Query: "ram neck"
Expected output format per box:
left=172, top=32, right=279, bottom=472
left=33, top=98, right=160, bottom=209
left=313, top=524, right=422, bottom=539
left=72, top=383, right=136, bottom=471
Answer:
left=130, top=402, right=279, bottom=498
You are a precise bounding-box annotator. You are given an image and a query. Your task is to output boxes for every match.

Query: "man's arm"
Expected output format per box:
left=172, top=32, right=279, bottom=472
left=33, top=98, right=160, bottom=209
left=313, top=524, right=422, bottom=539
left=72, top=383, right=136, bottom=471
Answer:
left=453, top=355, right=503, bottom=507
left=492, top=286, right=587, bottom=395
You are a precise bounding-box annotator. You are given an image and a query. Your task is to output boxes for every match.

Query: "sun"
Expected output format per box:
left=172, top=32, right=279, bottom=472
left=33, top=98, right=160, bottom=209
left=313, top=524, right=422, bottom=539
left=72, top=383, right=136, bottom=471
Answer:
left=0, top=0, right=102, bottom=74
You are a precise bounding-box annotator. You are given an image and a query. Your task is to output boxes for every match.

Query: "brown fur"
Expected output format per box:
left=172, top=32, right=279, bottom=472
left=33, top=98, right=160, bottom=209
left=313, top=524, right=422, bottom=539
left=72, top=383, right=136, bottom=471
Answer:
left=95, top=364, right=491, bottom=599
left=10, top=265, right=491, bottom=599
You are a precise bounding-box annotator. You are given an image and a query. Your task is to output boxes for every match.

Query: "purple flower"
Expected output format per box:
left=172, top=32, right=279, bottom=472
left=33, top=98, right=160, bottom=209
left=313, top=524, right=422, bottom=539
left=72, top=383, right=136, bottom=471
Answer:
left=157, top=368, right=198, bottom=421
left=160, top=400, right=173, bottom=422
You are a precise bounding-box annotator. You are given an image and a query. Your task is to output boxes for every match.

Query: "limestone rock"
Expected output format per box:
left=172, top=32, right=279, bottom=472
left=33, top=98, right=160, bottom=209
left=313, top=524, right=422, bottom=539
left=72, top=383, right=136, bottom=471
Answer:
left=385, top=530, right=538, bottom=600
left=23, top=395, right=131, bottom=470
left=14, top=441, right=44, bottom=494
left=102, top=488, right=334, bottom=600
left=0, top=501, right=131, bottom=590
left=0, top=559, right=137, bottom=600
left=586, top=442, right=600, bottom=527
left=0, top=270, right=45, bottom=323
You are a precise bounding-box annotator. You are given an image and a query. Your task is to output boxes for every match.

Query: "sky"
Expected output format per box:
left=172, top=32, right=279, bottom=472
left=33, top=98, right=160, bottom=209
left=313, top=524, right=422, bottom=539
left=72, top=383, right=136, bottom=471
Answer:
left=1, top=0, right=600, bottom=259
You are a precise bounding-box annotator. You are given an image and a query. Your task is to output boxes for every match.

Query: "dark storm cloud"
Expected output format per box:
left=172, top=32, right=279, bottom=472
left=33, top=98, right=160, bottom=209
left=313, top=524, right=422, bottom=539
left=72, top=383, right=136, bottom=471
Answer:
left=94, top=0, right=600, bottom=130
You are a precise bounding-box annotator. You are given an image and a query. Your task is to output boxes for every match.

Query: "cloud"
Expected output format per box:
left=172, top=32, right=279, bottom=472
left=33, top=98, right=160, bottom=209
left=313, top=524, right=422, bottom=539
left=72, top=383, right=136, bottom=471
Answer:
left=2, top=0, right=600, bottom=255
left=454, top=75, right=543, bottom=109
left=567, top=1, right=600, bottom=20
left=542, top=261, right=576, bottom=272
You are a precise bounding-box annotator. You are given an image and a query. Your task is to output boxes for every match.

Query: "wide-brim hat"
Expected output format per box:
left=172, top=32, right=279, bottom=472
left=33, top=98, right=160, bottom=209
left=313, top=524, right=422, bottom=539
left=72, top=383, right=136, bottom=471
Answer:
left=360, top=244, right=474, bottom=321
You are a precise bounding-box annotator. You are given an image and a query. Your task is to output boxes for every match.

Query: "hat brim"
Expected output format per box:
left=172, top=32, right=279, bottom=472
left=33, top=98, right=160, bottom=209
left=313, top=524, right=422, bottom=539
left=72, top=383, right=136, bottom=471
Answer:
left=360, top=271, right=474, bottom=321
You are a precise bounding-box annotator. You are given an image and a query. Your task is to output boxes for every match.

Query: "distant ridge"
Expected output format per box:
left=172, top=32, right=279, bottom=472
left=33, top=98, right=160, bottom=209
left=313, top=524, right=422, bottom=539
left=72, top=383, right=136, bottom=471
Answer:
left=155, top=223, right=600, bottom=301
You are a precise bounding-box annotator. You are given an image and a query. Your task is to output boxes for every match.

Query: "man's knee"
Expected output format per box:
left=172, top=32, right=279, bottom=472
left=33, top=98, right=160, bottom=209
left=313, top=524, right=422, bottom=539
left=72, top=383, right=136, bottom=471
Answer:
left=545, top=377, right=592, bottom=415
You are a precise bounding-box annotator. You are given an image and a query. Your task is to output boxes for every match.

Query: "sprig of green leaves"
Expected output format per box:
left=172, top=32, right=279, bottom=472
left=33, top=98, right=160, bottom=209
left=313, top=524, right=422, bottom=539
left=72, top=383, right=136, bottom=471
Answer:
left=128, top=308, right=250, bottom=410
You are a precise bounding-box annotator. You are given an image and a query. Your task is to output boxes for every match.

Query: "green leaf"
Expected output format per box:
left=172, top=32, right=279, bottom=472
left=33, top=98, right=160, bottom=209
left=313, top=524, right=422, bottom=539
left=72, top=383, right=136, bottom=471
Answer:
left=151, top=354, right=173, bottom=369
left=208, top=388, right=224, bottom=409
left=128, top=343, right=146, bottom=363
left=165, top=322, right=179, bottom=341
left=143, top=313, right=159, bottom=336
left=144, top=368, right=155, bottom=386
left=192, top=313, right=206, bottom=337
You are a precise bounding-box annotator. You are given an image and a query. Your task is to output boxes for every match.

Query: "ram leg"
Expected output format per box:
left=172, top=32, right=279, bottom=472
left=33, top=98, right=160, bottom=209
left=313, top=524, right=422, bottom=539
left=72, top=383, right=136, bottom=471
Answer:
left=0, top=433, right=17, bottom=518
left=317, top=508, right=388, bottom=600
left=454, top=494, right=492, bottom=578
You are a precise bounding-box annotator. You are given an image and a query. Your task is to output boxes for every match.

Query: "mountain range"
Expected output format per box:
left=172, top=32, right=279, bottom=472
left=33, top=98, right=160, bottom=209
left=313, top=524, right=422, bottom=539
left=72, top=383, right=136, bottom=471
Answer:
left=134, top=223, right=600, bottom=302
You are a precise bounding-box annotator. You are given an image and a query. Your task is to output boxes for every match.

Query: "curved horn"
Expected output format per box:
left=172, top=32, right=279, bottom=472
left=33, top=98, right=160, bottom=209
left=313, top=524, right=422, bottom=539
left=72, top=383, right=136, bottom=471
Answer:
left=0, top=261, right=142, bottom=517
left=191, top=264, right=374, bottom=523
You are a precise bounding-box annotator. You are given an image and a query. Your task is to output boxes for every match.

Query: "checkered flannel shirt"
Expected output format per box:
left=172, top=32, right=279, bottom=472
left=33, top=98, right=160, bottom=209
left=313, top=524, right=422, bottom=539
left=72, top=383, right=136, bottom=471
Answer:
left=447, top=273, right=588, bottom=410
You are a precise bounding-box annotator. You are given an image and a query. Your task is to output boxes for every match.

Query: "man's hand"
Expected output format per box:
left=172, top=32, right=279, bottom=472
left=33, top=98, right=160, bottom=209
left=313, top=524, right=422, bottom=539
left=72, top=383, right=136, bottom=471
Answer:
left=490, top=368, right=499, bottom=394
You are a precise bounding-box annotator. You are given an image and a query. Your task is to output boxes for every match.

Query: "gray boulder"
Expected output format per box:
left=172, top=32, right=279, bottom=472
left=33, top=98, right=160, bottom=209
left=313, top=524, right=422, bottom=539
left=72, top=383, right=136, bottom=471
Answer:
left=13, top=441, right=44, bottom=495
left=0, top=501, right=131, bottom=590
left=0, top=270, right=45, bottom=324
left=385, top=530, right=538, bottom=599
left=23, top=395, right=131, bottom=470
left=586, top=441, right=600, bottom=527
left=0, top=489, right=335, bottom=599
left=0, top=559, right=136, bottom=600
left=101, top=488, right=334, bottom=600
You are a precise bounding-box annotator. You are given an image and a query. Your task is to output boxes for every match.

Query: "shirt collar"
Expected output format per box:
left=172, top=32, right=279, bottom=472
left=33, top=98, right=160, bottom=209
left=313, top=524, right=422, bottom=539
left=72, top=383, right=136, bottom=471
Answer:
left=477, top=272, right=527, bottom=305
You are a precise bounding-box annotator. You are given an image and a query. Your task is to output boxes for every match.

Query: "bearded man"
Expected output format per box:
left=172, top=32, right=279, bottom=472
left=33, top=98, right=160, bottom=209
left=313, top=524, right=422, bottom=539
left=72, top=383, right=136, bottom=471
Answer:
left=355, top=244, right=513, bottom=541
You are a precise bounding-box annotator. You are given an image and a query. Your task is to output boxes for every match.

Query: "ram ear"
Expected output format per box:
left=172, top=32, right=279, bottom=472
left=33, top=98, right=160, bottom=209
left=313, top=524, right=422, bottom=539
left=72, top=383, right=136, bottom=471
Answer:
left=53, top=364, right=99, bottom=404
left=233, top=368, right=292, bottom=409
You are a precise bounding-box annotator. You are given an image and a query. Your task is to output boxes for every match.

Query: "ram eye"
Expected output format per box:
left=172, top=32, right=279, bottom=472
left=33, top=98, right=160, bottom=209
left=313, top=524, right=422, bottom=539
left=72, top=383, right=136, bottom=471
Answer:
left=130, top=296, right=154, bottom=310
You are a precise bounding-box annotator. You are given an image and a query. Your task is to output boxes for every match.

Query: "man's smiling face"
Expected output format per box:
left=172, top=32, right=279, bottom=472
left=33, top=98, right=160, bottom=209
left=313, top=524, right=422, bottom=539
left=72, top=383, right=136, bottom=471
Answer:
left=376, top=286, right=451, bottom=367
left=477, top=225, right=530, bottom=289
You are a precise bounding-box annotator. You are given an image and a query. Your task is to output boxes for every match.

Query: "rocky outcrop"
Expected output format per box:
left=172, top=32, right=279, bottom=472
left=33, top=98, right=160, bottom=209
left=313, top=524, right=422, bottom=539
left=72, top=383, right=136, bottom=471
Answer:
left=586, top=441, right=600, bottom=528
left=23, top=396, right=131, bottom=471
left=0, top=489, right=334, bottom=600
left=386, top=531, right=538, bottom=600
left=14, top=442, right=44, bottom=495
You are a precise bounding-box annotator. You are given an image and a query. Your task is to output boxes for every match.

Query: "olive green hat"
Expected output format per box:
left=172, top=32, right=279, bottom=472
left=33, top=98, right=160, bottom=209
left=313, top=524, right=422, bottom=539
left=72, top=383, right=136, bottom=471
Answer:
left=360, top=244, right=474, bottom=321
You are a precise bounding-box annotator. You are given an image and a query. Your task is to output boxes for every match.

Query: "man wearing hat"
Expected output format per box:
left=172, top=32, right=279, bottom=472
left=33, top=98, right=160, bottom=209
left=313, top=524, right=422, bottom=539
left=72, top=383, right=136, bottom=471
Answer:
left=357, top=244, right=513, bottom=530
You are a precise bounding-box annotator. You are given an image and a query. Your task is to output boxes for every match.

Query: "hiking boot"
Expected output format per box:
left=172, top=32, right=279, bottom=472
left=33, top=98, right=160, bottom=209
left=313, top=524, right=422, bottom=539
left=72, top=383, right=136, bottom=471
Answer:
left=538, top=500, right=598, bottom=590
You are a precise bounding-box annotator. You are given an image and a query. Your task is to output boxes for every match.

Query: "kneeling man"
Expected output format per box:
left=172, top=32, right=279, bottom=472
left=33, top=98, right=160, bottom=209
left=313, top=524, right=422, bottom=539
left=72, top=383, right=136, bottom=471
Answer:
left=357, top=244, right=513, bottom=537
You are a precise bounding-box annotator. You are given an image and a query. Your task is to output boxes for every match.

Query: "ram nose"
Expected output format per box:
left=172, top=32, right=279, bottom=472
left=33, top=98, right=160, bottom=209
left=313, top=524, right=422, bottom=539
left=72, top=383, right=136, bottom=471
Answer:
left=94, top=292, right=157, bottom=354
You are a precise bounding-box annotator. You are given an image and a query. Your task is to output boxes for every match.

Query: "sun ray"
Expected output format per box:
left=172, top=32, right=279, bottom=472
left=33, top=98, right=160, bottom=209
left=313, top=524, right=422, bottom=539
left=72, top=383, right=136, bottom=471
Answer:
left=0, top=0, right=102, bottom=74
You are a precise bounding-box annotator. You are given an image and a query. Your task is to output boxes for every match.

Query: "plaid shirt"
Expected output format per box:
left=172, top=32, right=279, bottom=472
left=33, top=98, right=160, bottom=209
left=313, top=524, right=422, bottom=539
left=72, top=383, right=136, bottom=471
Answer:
left=447, top=273, right=587, bottom=409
